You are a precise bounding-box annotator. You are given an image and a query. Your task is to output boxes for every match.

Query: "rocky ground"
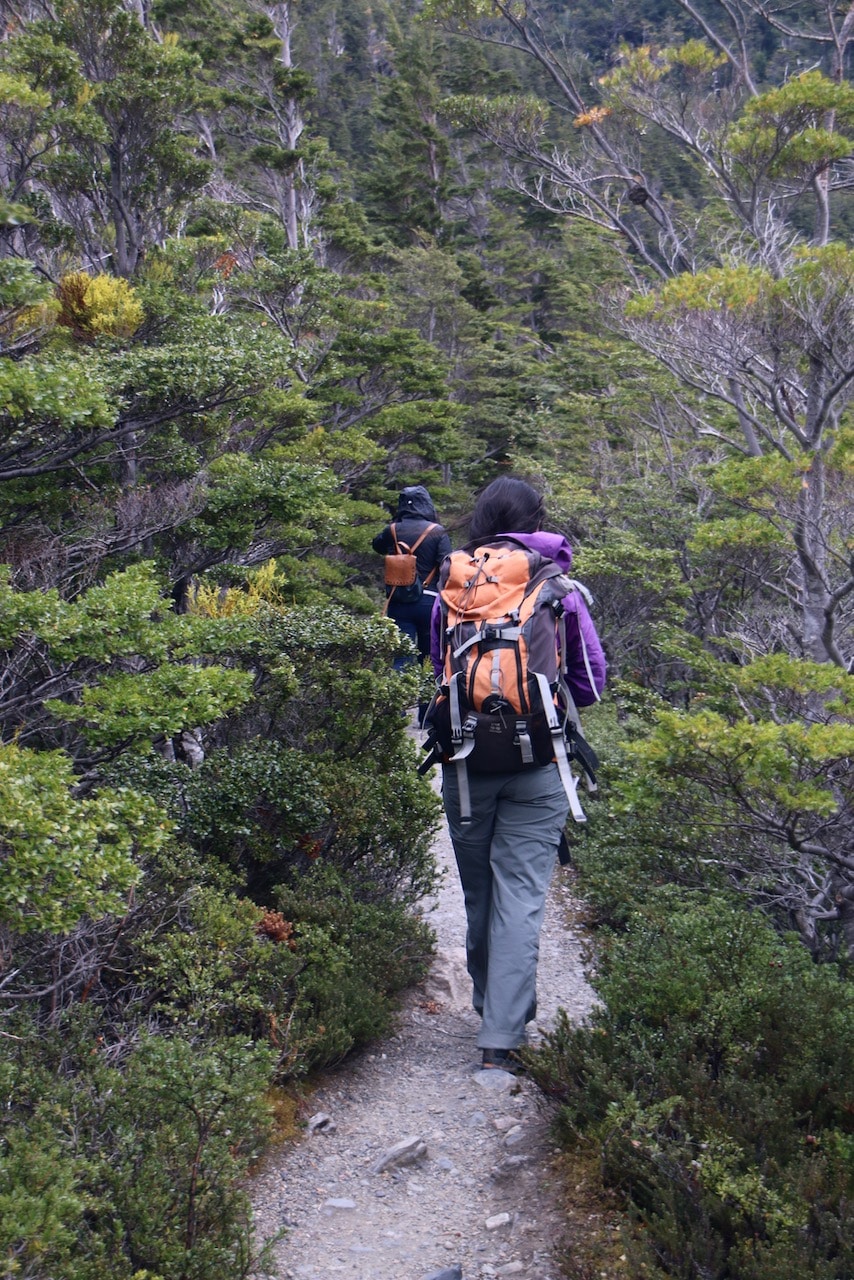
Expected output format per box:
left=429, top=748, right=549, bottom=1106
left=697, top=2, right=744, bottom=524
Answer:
left=250, top=745, right=599, bottom=1280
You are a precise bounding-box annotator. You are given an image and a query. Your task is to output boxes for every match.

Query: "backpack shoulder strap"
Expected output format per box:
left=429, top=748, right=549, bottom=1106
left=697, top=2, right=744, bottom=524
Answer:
left=390, top=520, right=437, bottom=556
left=407, top=521, right=438, bottom=554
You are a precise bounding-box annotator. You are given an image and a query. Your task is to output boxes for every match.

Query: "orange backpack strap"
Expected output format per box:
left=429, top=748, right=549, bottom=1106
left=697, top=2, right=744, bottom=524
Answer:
left=401, top=522, right=440, bottom=585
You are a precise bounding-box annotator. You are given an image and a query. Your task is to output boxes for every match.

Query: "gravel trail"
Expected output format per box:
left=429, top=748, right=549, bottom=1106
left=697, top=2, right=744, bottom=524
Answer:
left=250, top=749, right=597, bottom=1280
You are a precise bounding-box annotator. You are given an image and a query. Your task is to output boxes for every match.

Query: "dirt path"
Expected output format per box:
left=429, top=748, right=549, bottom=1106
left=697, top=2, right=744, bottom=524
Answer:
left=250, top=752, right=597, bottom=1280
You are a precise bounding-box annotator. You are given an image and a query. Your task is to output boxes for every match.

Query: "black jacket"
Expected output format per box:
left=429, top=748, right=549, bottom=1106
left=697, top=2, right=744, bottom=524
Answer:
left=372, top=486, right=451, bottom=589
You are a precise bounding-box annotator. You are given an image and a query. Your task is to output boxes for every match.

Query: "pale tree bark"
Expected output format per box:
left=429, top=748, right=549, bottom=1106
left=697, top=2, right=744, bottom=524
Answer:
left=265, top=1, right=306, bottom=250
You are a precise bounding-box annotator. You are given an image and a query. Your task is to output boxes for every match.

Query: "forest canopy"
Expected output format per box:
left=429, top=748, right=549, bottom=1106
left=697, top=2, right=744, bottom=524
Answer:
left=0, top=1, right=852, bottom=1277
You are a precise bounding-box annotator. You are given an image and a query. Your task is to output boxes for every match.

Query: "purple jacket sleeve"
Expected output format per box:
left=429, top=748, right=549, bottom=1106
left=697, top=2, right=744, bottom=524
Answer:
left=562, top=591, right=607, bottom=706
left=430, top=594, right=444, bottom=678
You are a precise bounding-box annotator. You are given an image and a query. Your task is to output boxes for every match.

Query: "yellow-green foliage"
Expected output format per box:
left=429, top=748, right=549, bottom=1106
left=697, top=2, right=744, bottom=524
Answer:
left=626, top=263, right=769, bottom=317
left=0, top=741, right=166, bottom=934
left=688, top=513, right=788, bottom=553
left=0, top=69, right=50, bottom=111
left=729, top=72, right=854, bottom=177
left=633, top=658, right=854, bottom=817
left=708, top=453, right=804, bottom=505
left=422, top=0, right=521, bottom=20
left=666, top=39, right=728, bottom=75
left=12, top=297, right=61, bottom=335
left=47, top=663, right=254, bottom=749
left=600, top=42, right=670, bottom=90
left=57, top=270, right=144, bottom=338
left=785, top=242, right=854, bottom=320
left=439, top=93, right=549, bottom=140
left=601, top=39, right=726, bottom=93
left=640, top=707, right=853, bottom=814
left=190, top=559, right=289, bottom=618
left=829, top=419, right=854, bottom=473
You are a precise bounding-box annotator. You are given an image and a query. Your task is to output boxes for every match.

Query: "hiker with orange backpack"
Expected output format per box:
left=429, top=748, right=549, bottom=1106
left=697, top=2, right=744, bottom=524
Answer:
left=424, top=477, right=606, bottom=1073
left=372, top=485, right=451, bottom=670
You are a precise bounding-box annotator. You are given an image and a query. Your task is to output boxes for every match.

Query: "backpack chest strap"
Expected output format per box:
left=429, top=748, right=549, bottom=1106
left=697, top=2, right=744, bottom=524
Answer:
left=451, top=624, right=522, bottom=660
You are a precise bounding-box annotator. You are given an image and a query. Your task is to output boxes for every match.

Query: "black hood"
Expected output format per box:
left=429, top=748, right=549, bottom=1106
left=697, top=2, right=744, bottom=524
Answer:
left=395, top=485, right=437, bottom=521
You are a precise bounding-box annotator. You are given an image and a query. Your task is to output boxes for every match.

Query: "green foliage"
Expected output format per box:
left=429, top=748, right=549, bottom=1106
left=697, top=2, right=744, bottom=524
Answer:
left=2, top=0, right=210, bottom=277
left=623, top=658, right=853, bottom=877
left=531, top=896, right=854, bottom=1278
left=0, top=741, right=164, bottom=935
left=729, top=72, right=854, bottom=181
left=440, top=92, right=550, bottom=145
left=423, top=0, right=524, bottom=25
left=49, top=663, right=254, bottom=749
left=0, top=1069, right=86, bottom=1279
left=5, top=2, right=854, bottom=1276
left=0, top=1025, right=275, bottom=1280
left=191, top=455, right=339, bottom=552
left=176, top=740, right=329, bottom=884
left=238, top=603, right=442, bottom=903
left=320, top=753, right=440, bottom=904
left=139, top=885, right=301, bottom=1041
left=2, top=563, right=258, bottom=764
left=562, top=701, right=717, bottom=927
left=276, top=864, right=433, bottom=1072
left=625, top=264, right=770, bottom=317
left=0, top=351, right=115, bottom=439
left=0, top=258, right=53, bottom=310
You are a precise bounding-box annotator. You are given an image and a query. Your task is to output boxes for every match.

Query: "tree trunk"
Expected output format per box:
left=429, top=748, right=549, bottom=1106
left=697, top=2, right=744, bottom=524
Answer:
left=794, top=452, right=834, bottom=664
left=108, top=144, right=140, bottom=277
left=268, top=1, right=304, bottom=251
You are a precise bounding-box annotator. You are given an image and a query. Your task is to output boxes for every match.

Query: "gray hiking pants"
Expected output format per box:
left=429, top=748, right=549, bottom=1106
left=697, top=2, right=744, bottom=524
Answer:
left=442, top=763, right=570, bottom=1051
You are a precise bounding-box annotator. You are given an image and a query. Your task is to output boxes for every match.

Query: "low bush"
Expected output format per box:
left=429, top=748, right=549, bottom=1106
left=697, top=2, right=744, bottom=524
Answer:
left=1, top=1019, right=275, bottom=1280
left=531, top=890, right=854, bottom=1278
left=564, top=702, right=725, bottom=929
left=276, top=863, right=434, bottom=1072
left=1, top=587, right=440, bottom=1280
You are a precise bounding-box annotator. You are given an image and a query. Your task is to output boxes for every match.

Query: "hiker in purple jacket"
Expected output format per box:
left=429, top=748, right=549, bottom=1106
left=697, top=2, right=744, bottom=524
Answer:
left=429, top=477, right=606, bottom=1074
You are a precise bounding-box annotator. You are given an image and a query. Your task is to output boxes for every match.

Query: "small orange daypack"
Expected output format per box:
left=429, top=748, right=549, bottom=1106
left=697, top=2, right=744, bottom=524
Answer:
left=383, top=522, right=438, bottom=606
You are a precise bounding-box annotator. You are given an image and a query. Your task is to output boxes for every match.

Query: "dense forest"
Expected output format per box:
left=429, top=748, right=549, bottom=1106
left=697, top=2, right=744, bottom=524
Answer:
left=0, top=0, right=852, bottom=1276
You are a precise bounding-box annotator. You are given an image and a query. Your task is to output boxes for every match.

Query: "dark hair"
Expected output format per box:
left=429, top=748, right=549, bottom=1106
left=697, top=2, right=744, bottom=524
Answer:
left=468, top=477, right=546, bottom=543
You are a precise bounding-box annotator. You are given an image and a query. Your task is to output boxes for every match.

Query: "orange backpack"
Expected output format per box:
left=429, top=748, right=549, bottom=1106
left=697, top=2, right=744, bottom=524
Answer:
left=421, top=541, right=598, bottom=823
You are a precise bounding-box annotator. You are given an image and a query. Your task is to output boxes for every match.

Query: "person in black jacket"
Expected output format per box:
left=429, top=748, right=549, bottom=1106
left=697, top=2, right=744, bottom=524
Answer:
left=372, top=485, right=451, bottom=669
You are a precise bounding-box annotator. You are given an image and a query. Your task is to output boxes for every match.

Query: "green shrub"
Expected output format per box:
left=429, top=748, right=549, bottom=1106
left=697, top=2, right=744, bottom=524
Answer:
left=565, top=702, right=723, bottom=928
left=138, top=884, right=301, bottom=1043
left=0, top=589, right=440, bottom=1275
left=276, top=863, right=433, bottom=1073
left=0, top=1023, right=275, bottom=1280
left=320, top=753, right=440, bottom=905
left=177, top=740, right=330, bottom=893
left=113, top=604, right=441, bottom=908
left=0, top=1058, right=85, bottom=1280
left=531, top=892, right=854, bottom=1277
left=0, top=741, right=165, bottom=936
